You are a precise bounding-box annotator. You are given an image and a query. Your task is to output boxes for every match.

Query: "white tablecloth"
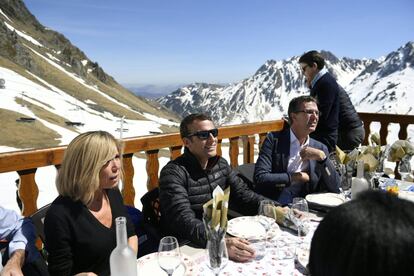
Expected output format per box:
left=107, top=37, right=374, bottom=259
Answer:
left=180, top=220, right=320, bottom=276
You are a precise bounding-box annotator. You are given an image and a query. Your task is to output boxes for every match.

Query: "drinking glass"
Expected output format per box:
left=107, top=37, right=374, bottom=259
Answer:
left=158, top=236, right=181, bottom=276
left=257, top=200, right=277, bottom=239
left=206, top=237, right=229, bottom=276
left=291, top=197, right=309, bottom=238
left=398, top=155, right=411, bottom=181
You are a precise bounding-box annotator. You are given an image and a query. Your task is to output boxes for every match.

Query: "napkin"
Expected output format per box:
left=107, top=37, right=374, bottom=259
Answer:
left=274, top=206, right=309, bottom=235
left=203, top=186, right=230, bottom=269
left=203, top=186, right=230, bottom=233
left=388, top=140, right=414, bottom=162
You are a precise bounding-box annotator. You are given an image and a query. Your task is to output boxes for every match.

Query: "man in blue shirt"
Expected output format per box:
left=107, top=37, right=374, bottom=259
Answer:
left=299, top=50, right=364, bottom=152
left=0, top=206, right=47, bottom=276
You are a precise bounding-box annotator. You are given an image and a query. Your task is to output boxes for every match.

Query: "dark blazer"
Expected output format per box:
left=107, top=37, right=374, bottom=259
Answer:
left=254, top=126, right=340, bottom=205
left=310, top=72, right=340, bottom=152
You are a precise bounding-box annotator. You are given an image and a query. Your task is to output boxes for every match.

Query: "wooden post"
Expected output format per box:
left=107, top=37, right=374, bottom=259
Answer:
left=146, top=150, right=159, bottom=191
left=17, top=169, right=38, bottom=217
left=229, top=137, right=239, bottom=168
left=122, top=153, right=135, bottom=206
left=242, top=135, right=255, bottom=164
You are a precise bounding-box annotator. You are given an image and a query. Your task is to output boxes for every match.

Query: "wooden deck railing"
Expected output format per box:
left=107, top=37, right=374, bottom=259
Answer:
left=1, top=112, right=413, bottom=217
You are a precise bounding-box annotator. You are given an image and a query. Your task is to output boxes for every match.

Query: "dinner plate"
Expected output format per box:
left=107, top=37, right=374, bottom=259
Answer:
left=398, top=191, right=414, bottom=202
left=137, top=252, right=195, bottom=276
left=305, top=193, right=346, bottom=208
left=227, top=216, right=280, bottom=240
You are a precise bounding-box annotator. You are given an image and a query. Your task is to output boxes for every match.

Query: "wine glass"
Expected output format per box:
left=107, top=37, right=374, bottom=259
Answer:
left=158, top=236, right=181, bottom=276
left=398, top=155, right=411, bottom=181
left=206, top=237, right=229, bottom=276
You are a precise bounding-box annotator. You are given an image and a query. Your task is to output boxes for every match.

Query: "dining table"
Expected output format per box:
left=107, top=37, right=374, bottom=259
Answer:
left=137, top=212, right=323, bottom=276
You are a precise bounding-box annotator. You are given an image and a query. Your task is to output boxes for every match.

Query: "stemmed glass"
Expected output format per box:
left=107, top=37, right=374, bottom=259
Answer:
left=206, top=237, right=229, bottom=276
left=398, top=155, right=411, bottom=181
left=158, top=236, right=181, bottom=276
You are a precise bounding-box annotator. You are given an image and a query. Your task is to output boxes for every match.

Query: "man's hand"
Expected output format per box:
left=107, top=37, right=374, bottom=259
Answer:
left=300, top=146, right=326, bottom=161
left=1, top=249, right=25, bottom=276
left=291, top=171, right=310, bottom=183
left=225, top=237, right=254, bottom=263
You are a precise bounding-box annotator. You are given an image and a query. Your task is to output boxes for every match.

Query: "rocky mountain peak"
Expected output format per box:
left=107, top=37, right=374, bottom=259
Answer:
left=158, top=42, right=414, bottom=126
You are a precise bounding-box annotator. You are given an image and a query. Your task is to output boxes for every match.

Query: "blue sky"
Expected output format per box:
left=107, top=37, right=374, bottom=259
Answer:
left=24, top=0, right=414, bottom=87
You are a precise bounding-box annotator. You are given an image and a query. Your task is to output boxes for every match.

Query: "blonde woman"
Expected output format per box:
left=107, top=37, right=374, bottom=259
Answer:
left=44, top=131, right=138, bottom=276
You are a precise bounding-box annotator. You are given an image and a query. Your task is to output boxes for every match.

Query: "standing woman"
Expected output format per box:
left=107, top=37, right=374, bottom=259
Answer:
left=44, top=131, right=138, bottom=276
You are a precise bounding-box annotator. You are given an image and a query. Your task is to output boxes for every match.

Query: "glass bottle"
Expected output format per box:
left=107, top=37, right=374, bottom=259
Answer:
left=110, top=217, right=137, bottom=276
left=351, top=160, right=369, bottom=199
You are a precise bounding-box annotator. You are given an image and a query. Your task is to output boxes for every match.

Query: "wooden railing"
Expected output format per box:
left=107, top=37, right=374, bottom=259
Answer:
left=0, top=120, right=284, bottom=217
left=1, top=112, right=413, bottom=217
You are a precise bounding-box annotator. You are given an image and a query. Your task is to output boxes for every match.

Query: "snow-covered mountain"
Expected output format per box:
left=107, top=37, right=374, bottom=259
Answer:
left=158, top=42, right=414, bottom=126
left=0, top=1, right=179, bottom=152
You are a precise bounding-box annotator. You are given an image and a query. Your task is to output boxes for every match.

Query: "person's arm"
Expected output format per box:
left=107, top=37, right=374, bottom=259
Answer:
left=225, top=237, right=254, bottom=263
left=159, top=164, right=206, bottom=247
left=1, top=249, right=25, bottom=276
left=254, top=133, right=291, bottom=187
left=302, top=145, right=340, bottom=193
left=0, top=207, right=34, bottom=259
left=127, top=235, right=138, bottom=254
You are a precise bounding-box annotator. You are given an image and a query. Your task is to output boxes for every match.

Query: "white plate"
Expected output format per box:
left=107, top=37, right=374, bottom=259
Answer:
left=305, top=193, right=346, bottom=207
left=137, top=252, right=195, bottom=276
left=227, top=216, right=280, bottom=240
left=398, top=191, right=414, bottom=202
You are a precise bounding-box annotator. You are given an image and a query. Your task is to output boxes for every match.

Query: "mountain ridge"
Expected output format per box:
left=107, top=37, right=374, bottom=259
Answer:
left=157, top=42, right=414, bottom=126
left=0, top=0, right=180, bottom=151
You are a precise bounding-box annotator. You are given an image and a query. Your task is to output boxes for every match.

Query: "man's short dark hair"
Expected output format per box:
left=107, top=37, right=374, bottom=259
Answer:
left=309, top=190, right=414, bottom=276
left=287, top=95, right=317, bottom=122
left=180, top=113, right=213, bottom=138
left=299, top=50, right=325, bottom=70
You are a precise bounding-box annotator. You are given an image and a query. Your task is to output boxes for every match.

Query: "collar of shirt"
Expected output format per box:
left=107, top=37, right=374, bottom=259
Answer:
left=311, top=67, right=328, bottom=88
left=287, top=129, right=310, bottom=174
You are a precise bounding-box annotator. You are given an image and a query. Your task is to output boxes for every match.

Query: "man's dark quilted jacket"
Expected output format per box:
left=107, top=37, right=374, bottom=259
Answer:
left=159, top=148, right=267, bottom=247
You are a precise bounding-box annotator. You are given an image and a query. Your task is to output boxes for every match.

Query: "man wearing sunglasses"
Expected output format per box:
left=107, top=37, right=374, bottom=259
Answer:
left=299, top=50, right=364, bottom=152
left=254, top=96, right=340, bottom=205
left=159, top=113, right=271, bottom=263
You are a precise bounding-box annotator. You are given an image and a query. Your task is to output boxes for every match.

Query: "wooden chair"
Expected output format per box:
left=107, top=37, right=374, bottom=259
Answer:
left=30, top=204, right=51, bottom=244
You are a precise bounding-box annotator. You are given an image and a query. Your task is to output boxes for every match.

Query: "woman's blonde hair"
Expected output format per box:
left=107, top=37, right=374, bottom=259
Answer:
left=56, top=131, right=123, bottom=205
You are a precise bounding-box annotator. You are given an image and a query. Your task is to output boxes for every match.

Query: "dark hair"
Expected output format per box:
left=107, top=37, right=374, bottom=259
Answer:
left=299, top=50, right=325, bottom=70
left=309, top=190, right=414, bottom=276
left=180, top=113, right=213, bottom=138
left=287, top=95, right=317, bottom=122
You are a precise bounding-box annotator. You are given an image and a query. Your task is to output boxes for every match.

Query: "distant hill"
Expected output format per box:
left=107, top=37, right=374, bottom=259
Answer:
left=157, top=42, right=414, bottom=126
left=0, top=0, right=180, bottom=151
left=128, top=84, right=184, bottom=99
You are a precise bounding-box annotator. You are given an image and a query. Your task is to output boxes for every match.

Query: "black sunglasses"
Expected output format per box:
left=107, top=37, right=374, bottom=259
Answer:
left=186, top=128, right=218, bottom=140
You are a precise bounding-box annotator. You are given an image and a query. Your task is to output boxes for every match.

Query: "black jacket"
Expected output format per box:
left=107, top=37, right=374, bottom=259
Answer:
left=159, top=149, right=267, bottom=247
left=310, top=72, right=339, bottom=152
left=337, top=85, right=363, bottom=131
left=311, top=72, right=362, bottom=151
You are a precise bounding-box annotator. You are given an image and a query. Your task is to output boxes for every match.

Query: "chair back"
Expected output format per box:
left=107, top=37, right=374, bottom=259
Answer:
left=235, top=163, right=256, bottom=190
left=30, top=203, right=51, bottom=243
left=140, top=188, right=161, bottom=227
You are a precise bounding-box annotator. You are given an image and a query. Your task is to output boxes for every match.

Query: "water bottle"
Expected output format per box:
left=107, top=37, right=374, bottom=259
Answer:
left=110, top=216, right=137, bottom=276
left=351, top=160, right=369, bottom=199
